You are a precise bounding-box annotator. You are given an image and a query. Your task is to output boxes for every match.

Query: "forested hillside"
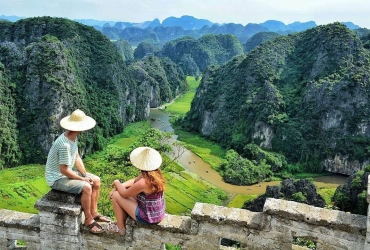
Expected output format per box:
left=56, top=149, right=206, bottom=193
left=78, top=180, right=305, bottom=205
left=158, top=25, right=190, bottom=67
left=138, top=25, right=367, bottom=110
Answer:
left=182, top=22, right=370, bottom=176
left=244, top=31, right=280, bottom=53
left=158, top=34, right=244, bottom=76
left=0, top=63, right=20, bottom=167
left=0, top=17, right=186, bottom=168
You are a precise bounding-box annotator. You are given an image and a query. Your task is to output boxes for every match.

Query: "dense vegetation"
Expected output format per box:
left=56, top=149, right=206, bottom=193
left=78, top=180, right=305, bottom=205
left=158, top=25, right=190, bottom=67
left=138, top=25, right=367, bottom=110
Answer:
left=0, top=17, right=186, bottom=168
left=158, top=34, right=244, bottom=76
left=113, top=39, right=134, bottom=61
left=0, top=63, right=20, bottom=167
left=134, top=41, right=160, bottom=59
left=242, top=178, right=326, bottom=212
left=180, top=23, right=370, bottom=184
left=243, top=31, right=280, bottom=53
left=0, top=122, right=227, bottom=217
left=332, top=165, right=370, bottom=215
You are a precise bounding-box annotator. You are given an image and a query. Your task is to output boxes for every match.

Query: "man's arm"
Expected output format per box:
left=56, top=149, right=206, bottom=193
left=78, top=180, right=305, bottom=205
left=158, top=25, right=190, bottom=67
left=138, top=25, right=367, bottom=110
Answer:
left=60, top=164, right=86, bottom=181
left=75, top=152, right=87, bottom=177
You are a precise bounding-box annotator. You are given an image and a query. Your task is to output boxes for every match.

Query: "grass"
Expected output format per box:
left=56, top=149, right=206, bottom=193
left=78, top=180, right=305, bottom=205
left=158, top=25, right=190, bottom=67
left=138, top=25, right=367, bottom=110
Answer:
left=84, top=120, right=228, bottom=216
left=0, top=164, right=50, bottom=213
left=165, top=171, right=227, bottom=215
left=317, top=187, right=337, bottom=206
left=163, top=76, right=199, bottom=116
left=0, top=121, right=227, bottom=216
left=171, top=128, right=225, bottom=169
left=162, top=76, right=226, bottom=169
left=0, top=107, right=228, bottom=216
left=227, top=194, right=258, bottom=208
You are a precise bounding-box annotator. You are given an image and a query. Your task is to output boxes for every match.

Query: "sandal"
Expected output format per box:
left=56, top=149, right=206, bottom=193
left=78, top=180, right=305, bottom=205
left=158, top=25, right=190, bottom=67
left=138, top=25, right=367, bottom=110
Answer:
left=86, top=221, right=104, bottom=234
left=94, top=214, right=111, bottom=222
left=107, top=222, right=126, bottom=236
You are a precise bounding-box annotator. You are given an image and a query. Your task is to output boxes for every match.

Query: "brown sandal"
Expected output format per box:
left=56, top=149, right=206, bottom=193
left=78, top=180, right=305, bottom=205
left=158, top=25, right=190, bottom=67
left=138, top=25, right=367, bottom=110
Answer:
left=86, top=221, right=104, bottom=234
left=107, top=222, right=126, bottom=235
left=94, top=214, right=111, bottom=222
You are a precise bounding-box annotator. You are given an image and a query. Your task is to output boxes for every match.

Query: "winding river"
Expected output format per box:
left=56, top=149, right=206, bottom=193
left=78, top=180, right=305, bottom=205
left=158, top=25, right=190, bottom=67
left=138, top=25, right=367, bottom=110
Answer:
left=149, top=108, right=348, bottom=195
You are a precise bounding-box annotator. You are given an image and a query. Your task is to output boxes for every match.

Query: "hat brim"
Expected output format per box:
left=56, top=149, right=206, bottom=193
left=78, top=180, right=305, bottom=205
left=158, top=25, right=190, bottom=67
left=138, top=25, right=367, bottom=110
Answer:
left=130, top=147, right=162, bottom=171
left=60, top=115, right=96, bottom=131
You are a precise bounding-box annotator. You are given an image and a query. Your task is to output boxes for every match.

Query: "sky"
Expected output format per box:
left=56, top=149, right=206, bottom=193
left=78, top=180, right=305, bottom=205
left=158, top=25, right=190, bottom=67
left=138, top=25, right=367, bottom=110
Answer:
left=1, top=0, right=369, bottom=28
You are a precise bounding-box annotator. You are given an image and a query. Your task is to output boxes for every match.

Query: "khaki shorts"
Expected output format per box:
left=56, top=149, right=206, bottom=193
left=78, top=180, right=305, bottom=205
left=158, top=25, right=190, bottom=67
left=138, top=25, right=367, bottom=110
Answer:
left=51, top=171, right=95, bottom=194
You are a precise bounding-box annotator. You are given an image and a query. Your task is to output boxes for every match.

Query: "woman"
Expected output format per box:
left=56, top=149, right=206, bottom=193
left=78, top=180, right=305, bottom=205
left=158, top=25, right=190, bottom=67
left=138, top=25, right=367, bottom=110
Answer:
left=107, top=146, right=166, bottom=235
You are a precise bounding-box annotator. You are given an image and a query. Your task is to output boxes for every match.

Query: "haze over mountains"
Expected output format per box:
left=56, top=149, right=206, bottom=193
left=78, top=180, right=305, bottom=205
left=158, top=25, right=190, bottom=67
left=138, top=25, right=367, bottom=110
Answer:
left=1, top=14, right=364, bottom=47
left=0, top=14, right=361, bottom=32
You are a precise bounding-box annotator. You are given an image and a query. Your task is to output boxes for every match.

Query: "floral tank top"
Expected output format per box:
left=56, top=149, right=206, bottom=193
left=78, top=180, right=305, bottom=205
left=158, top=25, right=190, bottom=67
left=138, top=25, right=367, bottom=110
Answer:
left=137, top=191, right=165, bottom=223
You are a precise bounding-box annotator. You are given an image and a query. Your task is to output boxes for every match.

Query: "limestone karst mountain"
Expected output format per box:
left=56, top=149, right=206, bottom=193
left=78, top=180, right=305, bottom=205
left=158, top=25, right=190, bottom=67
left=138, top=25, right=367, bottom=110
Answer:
left=182, top=22, right=370, bottom=176
left=0, top=17, right=186, bottom=167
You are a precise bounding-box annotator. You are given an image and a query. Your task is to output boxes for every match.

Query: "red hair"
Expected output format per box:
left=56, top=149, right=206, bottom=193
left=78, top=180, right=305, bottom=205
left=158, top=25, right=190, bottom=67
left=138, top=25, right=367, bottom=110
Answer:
left=141, top=169, right=166, bottom=193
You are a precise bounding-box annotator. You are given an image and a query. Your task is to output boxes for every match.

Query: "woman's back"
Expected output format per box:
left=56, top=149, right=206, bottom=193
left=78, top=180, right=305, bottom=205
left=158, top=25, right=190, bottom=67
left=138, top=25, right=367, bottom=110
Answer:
left=137, top=191, right=165, bottom=223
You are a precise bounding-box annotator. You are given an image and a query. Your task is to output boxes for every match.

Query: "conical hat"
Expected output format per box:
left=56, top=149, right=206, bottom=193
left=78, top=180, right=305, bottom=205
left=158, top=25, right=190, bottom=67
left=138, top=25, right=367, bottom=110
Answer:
left=60, top=109, right=96, bottom=131
left=129, top=147, right=162, bottom=171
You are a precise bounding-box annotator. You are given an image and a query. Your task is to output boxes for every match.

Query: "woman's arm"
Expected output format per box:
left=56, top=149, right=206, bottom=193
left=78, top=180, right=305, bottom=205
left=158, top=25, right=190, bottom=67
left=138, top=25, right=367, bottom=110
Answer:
left=116, top=173, right=142, bottom=188
left=111, top=178, right=148, bottom=198
left=120, top=178, right=135, bottom=188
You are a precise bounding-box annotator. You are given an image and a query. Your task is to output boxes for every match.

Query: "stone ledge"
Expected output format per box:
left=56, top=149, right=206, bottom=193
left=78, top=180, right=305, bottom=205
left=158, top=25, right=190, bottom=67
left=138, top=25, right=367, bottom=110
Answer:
left=126, top=213, right=198, bottom=234
left=263, top=198, right=367, bottom=234
left=191, top=202, right=266, bottom=230
left=34, top=190, right=82, bottom=216
left=367, top=175, right=370, bottom=203
left=0, top=209, right=40, bottom=232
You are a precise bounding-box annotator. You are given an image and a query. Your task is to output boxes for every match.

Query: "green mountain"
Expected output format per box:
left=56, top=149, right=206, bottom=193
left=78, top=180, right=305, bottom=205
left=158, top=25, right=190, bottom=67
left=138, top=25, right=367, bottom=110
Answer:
left=244, top=32, right=281, bottom=53
left=0, top=63, right=20, bottom=167
left=158, top=34, right=244, bottom=76
left=113, top=39, right=134, bottom=61
left=134, top=41, right=160, bottom=59
left=162, top=15, right=213, bottom=30
left=0, top=17, right=186, bottom=167
left=182, top=22, right=370, bottom=175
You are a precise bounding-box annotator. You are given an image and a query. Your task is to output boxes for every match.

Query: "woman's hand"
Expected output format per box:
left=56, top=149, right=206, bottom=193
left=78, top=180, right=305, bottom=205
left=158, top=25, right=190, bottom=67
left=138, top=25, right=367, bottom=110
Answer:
left=108, top=187, right=116, bottom=200
left=110, top=179, right=121, bottom=188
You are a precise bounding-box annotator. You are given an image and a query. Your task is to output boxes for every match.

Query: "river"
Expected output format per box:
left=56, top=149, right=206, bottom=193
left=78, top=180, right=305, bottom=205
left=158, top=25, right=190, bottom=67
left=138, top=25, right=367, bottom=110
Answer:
left=149, top=108, right=348, bottom=195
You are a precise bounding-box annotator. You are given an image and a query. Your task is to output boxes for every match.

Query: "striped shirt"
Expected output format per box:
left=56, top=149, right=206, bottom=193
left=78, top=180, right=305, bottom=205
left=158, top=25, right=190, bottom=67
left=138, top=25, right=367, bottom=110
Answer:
left=137, top=191, right=165, bottom=223
left=45, top=133, right=78, bottom=186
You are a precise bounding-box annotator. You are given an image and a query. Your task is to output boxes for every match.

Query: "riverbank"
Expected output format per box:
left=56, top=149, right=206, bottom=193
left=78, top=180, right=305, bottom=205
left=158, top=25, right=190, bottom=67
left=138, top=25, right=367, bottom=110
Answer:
left=150, top=107, right=348, bottom=194
left=150, top=76, right=348, bottom=207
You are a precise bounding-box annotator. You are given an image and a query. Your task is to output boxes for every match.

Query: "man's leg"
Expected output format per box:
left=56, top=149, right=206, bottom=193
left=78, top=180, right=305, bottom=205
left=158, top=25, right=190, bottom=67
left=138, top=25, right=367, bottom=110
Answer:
left=90, top=175, right=100, bottom=218
left=81, top=183, right=93, bottom=224
left=81, top=182, right=104, bottom=233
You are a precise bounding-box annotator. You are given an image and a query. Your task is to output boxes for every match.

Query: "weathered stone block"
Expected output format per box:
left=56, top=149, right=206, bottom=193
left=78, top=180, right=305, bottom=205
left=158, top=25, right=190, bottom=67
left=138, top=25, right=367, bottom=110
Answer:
left=191, top=202, right=266, bottom=229
left=0, top=209, right=40, bottom=231
left=35, top=190, right=82, bottom=216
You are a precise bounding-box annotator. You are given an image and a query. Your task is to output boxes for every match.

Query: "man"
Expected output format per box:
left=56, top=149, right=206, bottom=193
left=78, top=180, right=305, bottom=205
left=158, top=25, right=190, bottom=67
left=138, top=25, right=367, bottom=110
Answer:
left=45, top=109, right=110, bottom=234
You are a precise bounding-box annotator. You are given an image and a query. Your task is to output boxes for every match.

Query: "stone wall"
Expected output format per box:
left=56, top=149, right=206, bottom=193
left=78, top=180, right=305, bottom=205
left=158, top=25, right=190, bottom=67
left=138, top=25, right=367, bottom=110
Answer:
left=1, top=177, right=370, bottom=250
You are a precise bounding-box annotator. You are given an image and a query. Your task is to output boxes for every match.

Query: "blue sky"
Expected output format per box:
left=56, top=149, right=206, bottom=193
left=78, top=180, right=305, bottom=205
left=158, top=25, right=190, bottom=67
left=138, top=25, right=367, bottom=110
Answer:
left=1, top=0, right=369, bottom=28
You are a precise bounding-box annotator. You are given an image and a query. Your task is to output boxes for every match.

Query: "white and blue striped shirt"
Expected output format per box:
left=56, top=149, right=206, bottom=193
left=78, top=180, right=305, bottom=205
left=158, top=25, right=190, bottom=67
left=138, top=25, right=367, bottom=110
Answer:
left=45, top=133, right=78, bottom=186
